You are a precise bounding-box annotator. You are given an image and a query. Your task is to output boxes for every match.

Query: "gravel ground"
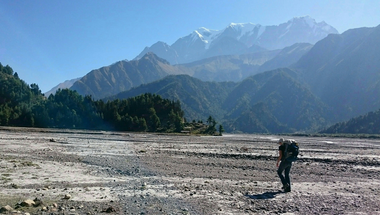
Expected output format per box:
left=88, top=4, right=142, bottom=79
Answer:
left=0, top=127, right=380, bottom=214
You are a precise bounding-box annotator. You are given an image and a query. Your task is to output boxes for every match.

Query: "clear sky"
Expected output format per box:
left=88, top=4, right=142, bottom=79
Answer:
left=1, top=0, right=379, bottom=92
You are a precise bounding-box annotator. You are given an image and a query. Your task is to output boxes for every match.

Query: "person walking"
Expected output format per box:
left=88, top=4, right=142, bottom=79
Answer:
left=276, top=138, right=292, bottom=192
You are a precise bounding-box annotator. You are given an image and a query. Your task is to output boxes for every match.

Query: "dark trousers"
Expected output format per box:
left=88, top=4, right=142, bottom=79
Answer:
left=277, top=160, right=292, bottom=188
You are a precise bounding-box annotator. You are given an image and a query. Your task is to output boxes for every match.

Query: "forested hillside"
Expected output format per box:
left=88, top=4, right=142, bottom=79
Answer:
left=320, top=108, right=380, bottom=134
left=0, top=63, right=43, bottom=126
left=0, top=63, right=187, bottom=133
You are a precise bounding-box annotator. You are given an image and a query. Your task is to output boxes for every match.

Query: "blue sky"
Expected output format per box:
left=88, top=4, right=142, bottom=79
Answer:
left=1, top=0, right=379, bottom=92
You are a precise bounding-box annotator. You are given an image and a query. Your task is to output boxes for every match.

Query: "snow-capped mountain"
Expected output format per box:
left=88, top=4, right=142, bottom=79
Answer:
left=134, top=16, right=338, bottom=64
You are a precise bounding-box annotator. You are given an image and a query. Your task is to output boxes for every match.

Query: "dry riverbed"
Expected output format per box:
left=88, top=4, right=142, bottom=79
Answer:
left=0, top=127, right=380, bottom=214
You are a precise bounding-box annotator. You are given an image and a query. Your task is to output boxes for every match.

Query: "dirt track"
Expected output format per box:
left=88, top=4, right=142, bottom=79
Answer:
left=1, top=127, right=380, bottom=214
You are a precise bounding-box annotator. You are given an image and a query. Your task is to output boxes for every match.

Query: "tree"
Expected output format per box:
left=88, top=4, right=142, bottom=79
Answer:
left=207, top=116, right=213, bottom=125
left=218, top=124, right=225, bottom=136
left=3, top=65, right=14, bottom=75
left=139, top=117, right=148, bottom=131
left=148, top=108, right=161, bottom=131
left=205, top=115, right=217, bottom=135
left=30, top=83, right=41, bottom=95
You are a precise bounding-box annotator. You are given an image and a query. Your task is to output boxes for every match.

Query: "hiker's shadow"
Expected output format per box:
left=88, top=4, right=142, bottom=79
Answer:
left=246, top=191, right=283, bottom=199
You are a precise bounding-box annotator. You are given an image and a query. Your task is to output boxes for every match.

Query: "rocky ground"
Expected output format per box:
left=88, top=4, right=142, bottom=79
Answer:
left=0, top=127, right=380, bottom=214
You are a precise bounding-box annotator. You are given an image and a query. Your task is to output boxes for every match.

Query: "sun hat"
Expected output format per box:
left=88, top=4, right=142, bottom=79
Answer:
left=278, top=138, right=284, bottom=143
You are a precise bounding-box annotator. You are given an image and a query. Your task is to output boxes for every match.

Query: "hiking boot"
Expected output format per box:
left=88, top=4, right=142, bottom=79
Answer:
left=284, top=184, right=291, bottom=192
left=283, top=184, right=291, bottom=192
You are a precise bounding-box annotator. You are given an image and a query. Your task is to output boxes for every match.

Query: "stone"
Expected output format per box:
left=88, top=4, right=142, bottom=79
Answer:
left=33, top=198, right=44, bottom=207
left=63, top=194, right=72, bottom=199
left=20, top=199, right=35, bottom=207
left=103, top=206, right=116, bottom=213
left=0, top=205, right=14, bottom=213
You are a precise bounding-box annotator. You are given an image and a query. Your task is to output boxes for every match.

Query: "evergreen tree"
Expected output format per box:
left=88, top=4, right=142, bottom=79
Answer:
left=218, top=124, right=225, bottom=136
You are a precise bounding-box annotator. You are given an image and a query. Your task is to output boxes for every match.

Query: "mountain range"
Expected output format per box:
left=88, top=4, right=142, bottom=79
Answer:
left=70, top=42, right=312, bottom=99
left=45, top=17, right=380, bottom=133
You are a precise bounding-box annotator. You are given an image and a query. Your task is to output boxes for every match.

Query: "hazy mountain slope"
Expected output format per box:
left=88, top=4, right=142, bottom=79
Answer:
left=109, top=75, right=237, bottom=121
left=294, top=24, right=380, bottom=121
left=139, top=41, right=180, bottom=65
left=44, top=77, right=80, bottom=97
left=224, top=68, right=330, bottom=132
left=202, top=37, right=249, bottom=59
left=70, top=53, right=188, bottom=99
left=225, top=102, right=290, bottom=134
left=257, top=43, right=313, bottom=73
left=176, top=50, right=280, bottom=82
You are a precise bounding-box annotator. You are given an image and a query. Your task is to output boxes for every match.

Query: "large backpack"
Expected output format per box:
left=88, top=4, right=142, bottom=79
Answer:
left=284, top=139, right=299, bottom=162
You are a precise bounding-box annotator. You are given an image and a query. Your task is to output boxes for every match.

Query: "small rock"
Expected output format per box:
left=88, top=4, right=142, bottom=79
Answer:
left=103, top=206, right=116, bottom=213
left=0, top=205, right=14, bottom=213
left=20, top=199, right=35, bottom=207
left=63, top=194, right=72, bottom=199
left=33, top=198, right=43, bottom=207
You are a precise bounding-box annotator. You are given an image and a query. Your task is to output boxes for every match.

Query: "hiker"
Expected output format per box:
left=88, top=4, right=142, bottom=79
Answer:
left=276, top=138, right=292, bottom=192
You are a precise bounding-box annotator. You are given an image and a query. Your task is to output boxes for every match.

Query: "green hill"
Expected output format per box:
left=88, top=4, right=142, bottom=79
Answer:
left=320, top=108, right=380, bottom=134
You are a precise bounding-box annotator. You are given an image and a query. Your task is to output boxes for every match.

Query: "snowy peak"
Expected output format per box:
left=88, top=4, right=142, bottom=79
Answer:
left=284, top=16, right=338, bottom=34
left=191, top=27, right=221, bottom=48
left=134, top=16, right=338, bottom=64
left=227, top=22, right=262, bottom=40
left=186, top=16, right=337, bottom=50
left=288, top=16, right=317, bottom=27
